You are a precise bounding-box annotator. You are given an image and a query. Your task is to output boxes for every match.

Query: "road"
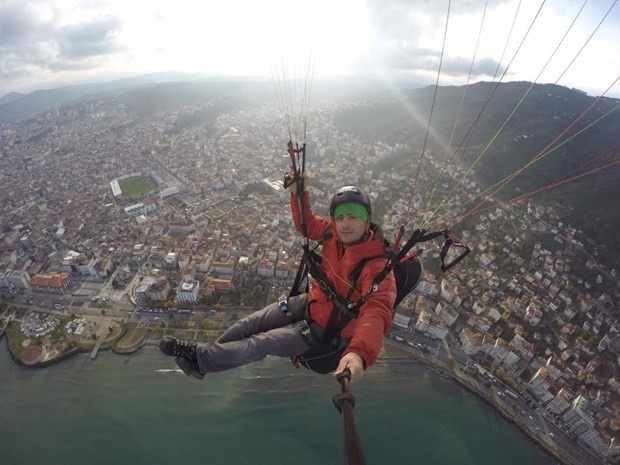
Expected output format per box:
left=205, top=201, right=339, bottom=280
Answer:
left=2, top=288, right=133, bottom=319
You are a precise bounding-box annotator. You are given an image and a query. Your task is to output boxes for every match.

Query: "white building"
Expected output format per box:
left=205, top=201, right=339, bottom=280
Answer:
left=110, top=179, right=122, bottom=197
left=164, top=252, right=178, bottom=269
left=124, top=203, right=145, bottom=217
left=459, top=328, right=482, bottom=355
left=578, top=427, right=616, bottom=460
left=161, top=186, right=181, bottom=199
left=416, top=279, right=439, bottom=297
left=415, top=310, right=431, bottom=333
left=257, top=259, right=274, bottom=278
left=275, top=261, right=291, bottom=279
left=527, top=367, right=556, bottom=404
left=135, top=277, right=157, bottom=305
left=177, top=280, right=199, bottom=303
left=440, top=280, right=455, bottom=303
left=501, top=350, right=520, bottom=369
left=562, top=395, right=595, bottom=437
left=1, top=270, right=31, bottom=290
left=546, top=388, right=574, bottom=416
left=435, top=302, right=459, bottom=327
left=393, top=312, right=412, bottom=330
left=76, top=257, right=112, bottom=279
left=427, top=318, right=449, bottom=340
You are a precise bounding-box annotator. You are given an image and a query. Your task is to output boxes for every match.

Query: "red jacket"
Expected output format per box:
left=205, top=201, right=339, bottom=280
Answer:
left=290, top=192, right=396, bottom=367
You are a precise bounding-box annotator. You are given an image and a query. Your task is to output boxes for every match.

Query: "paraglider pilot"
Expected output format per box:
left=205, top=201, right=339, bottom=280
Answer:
left=160, top=170, right=396, bottom=383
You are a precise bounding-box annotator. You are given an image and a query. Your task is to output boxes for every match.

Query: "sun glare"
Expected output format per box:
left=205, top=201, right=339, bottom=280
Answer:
left=115, top=0, right=373, bottom=77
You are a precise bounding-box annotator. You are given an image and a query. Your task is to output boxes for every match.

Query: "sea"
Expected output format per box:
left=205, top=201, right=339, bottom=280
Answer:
left=0, top=341, right=557, bottom=465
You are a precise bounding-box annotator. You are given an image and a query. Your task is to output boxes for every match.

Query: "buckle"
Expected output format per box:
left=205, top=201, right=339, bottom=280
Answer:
left=299, top=321, right=315, bottom=345
left=341, top=307, right=359, bottom=320
left=278, top=294, right=289, bottom=314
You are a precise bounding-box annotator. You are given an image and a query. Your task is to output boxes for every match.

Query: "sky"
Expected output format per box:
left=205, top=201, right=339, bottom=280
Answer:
left=1, top=0, right=619, bottom=98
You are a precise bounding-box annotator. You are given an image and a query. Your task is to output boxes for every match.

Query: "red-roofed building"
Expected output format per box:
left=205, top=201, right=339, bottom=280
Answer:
left=209, top=278, right=234, bottom=294
left=30, top=272, right=72, bottom=295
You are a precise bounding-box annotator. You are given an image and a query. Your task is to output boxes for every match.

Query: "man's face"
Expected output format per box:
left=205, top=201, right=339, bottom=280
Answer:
left=334, top=214, right=366, bottom=245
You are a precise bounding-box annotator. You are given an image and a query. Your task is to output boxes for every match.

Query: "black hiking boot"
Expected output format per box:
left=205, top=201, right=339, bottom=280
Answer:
left=159, top=336, right=204, bottom=380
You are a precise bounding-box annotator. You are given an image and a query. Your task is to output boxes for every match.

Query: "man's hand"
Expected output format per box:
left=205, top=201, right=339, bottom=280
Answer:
left=284, top=166, right=298, bottom=193
left=285, top=165, right=307, bottom=196
left=334, top=352, right=364, bottom=383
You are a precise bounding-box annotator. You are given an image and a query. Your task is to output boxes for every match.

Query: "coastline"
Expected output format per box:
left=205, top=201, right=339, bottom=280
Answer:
left=382, top=340, right=583, bottom=465
left=2, top=329, right=589, bottom=465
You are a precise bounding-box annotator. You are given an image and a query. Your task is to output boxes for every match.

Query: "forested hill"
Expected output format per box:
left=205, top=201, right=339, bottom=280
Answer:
left=334, top=81, right=620, bottom=266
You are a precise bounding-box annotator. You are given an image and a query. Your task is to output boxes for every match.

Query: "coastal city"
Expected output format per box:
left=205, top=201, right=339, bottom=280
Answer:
left=0, top=90, right=619, bottom=465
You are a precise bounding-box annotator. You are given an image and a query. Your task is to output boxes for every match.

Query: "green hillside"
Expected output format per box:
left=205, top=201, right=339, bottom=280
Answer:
left=334, top=82, right=620, bottom=267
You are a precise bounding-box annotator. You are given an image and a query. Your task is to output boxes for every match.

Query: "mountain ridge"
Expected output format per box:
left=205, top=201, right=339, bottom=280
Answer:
left=332, top=81, right=620, bottom=267
left=0, top=72, right=212, bottom=122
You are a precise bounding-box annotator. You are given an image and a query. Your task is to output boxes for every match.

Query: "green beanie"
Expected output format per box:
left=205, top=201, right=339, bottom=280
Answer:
left=332, top=202, right=369, bottom=223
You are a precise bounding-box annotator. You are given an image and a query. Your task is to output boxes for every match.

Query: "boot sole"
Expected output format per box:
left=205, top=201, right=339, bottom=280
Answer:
left=175, top=357, right=205, bottom=380
left=159, top=336, right=178, bottom=356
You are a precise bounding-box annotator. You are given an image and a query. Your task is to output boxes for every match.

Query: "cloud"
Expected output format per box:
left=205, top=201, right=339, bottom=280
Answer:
left=58, top=16, right=124, bottom=59
left=0, top=2, right=53, bottom=44
left=354, top=0, right=514, bottom=83
left=0, top=0, right=616, bottom=97
left=0, top=1, right=123, bottom=81
left=366, top=45, right=439, bottom=71
left=364, top=0, right=515, bottom=41
left=440, top=56, right=504, bottom=79
left=0, top=64, right=31, bottom=80
left=0, top=40, right=59, bottom=80
left=357, top=40, right=504, bottom=80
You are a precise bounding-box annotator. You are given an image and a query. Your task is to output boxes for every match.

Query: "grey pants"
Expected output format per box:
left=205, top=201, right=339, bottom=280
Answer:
left=195, top=294, right=312, bottom=373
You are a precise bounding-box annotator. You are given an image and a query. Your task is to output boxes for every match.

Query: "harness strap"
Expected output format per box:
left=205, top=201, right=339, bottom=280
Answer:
left=332, top=253, right=387, bottom=332
left=289, top=251, right=309, bottom=298
left=303, top=250, right=351, bottom=316
left=302, top=250, right=354, bottom=343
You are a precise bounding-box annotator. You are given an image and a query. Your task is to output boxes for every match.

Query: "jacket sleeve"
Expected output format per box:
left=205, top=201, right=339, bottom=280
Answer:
left=290, top=191, right=331, bottom=241
left=344, top=261, right=396, bottom=368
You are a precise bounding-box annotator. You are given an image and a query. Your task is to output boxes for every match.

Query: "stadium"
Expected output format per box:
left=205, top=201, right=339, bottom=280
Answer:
left=109, top=172, right=158, bottom=199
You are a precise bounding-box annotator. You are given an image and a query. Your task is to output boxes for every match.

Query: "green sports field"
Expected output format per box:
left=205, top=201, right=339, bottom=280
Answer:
left=119, top=176, right=157, bottom=198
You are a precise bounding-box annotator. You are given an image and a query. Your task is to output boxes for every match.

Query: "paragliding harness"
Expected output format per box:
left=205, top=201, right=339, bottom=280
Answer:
left=288, top=225, right=469, bottom=374
left=283, top=140, right=470, bottom=373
